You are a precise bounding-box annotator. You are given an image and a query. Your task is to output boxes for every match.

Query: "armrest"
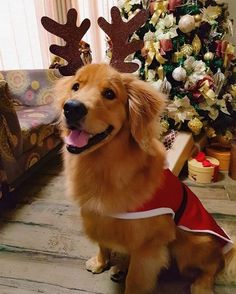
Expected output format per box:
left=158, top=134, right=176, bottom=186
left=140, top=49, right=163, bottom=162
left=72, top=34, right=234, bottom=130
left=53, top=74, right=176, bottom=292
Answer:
left=0, top=69, right=61, bottom=106
left=0, top=80, right=23, bottom=158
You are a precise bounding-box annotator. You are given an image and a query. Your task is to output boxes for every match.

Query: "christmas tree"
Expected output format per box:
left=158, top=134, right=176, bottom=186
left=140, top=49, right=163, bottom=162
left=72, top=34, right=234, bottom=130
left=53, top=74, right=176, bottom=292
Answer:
left=116, top=0, right=236, bottom=141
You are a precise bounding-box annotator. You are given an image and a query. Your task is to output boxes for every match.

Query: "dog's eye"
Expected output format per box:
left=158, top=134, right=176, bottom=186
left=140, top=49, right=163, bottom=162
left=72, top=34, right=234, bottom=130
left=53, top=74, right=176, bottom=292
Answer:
left=72, top=83, right=80, bottom=91
left=103, top=89, right=116, bottom=100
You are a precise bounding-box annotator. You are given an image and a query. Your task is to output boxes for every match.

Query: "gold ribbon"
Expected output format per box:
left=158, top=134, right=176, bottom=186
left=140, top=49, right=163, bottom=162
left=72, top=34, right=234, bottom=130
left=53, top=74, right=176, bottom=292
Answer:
left=144, top=40, right=167, bottom=65
left=150, top=1, right=168, bottom=26
left=199, top=80, right=216, bottom=104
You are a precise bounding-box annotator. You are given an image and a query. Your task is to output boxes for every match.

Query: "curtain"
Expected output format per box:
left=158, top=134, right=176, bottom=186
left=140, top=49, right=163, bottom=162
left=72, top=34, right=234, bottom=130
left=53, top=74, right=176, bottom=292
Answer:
left=0, top=0, right=44, bottom=70
left=76, top=0, right=117, bottom=63
left=36, top=0, right=118, bottom=67
left=35, top=0, right=78, bottom=68
left=0, top=0, right=118, bottom=70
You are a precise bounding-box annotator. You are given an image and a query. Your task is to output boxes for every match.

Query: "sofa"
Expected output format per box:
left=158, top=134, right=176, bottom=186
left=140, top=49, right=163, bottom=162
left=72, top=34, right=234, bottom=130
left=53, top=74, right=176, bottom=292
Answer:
left=0, top=69, right=62, bottom=204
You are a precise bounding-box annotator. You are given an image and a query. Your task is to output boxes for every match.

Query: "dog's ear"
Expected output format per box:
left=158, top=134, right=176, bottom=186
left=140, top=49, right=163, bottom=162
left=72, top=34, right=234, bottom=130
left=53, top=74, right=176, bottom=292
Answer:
left=122, top=74, right=166, bottom=156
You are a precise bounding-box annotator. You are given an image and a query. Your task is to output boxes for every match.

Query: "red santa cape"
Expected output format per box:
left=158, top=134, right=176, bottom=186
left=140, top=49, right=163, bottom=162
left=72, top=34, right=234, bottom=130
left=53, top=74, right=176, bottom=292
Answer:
left=109, top=169, right=233, bottom=254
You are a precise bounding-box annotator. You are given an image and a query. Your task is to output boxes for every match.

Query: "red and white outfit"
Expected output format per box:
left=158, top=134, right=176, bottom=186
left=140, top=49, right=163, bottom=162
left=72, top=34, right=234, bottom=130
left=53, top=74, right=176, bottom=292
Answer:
left=110, top=169, right=233, bottom=253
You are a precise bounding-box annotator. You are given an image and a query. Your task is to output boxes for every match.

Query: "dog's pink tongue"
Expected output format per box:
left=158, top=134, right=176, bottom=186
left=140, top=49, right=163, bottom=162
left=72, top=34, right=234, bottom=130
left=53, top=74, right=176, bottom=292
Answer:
left=65, top=130, right=90, bottom=148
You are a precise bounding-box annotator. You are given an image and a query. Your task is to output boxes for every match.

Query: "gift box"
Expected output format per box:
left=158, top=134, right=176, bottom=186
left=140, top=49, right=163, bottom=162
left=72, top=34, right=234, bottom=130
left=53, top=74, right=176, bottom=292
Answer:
left=206, top=146, right=230, bottom=171
left=162, top=130, right=178, bottom=151
left=167, top=131, right=207, bottom=176
left=168, top=132, right=194, bottom=176
left=188, top=154, right=219, bottom=184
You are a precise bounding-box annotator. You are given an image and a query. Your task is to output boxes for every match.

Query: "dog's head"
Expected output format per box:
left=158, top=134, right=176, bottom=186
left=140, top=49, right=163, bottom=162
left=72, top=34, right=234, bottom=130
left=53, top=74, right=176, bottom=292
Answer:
left=55, top=63, right=166, bottom=156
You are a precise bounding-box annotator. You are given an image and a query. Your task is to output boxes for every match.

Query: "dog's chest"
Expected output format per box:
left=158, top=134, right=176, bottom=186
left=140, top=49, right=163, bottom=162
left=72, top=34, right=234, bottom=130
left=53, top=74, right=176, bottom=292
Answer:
left=81, top=211, right=148, bottom=252
left=81, top=211, right=175, bottom=253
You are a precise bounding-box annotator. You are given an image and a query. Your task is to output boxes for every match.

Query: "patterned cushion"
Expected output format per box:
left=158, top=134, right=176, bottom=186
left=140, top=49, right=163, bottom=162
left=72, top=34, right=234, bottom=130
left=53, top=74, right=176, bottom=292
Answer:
left=16, top=105, right=59, bottom=153
left=0, top=69, right=62, bottom=106
left=0, top=80, right=23, bottom=158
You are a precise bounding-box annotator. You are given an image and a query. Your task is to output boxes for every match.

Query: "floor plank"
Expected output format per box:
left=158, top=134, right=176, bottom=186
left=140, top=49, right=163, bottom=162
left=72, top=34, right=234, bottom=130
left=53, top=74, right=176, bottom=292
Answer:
left=0, top=252, right=123, bottom=294
left=0, top=154, right=236, bottom=293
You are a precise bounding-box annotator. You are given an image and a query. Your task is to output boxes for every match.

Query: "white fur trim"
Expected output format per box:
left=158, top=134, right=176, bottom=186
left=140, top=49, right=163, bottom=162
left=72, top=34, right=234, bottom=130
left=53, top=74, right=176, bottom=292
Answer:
left=108, top=207, right=175, bottom=220
left=178, top=225, right=234, bottom=254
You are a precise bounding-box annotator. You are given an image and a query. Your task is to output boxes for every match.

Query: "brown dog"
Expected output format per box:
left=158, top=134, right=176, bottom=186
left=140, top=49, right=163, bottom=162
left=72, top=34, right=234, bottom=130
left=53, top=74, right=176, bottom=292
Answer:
left=56, top=63, right=236, bottom=294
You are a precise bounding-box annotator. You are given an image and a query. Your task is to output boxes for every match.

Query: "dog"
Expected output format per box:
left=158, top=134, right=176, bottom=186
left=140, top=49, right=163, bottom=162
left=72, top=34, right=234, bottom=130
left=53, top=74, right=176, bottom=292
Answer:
left=55, top=63, right=236, bottom=294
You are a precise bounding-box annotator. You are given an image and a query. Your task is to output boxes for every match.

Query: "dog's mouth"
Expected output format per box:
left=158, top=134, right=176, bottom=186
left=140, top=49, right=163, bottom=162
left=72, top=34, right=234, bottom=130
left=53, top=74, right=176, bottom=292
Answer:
left=64, top=125, right=114, bottom=154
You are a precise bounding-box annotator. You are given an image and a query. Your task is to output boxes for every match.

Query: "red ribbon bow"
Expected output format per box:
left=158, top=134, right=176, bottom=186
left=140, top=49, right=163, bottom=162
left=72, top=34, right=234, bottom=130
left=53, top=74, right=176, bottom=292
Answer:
left=195, top=152, right=215, bottom=167
left=194, top=152, right=219, bottom=182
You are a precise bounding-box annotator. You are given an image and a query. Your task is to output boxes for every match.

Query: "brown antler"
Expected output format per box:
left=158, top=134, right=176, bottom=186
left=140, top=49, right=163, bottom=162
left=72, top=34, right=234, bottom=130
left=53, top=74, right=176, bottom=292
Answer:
left=41, top=9, right=90, bottom=76
left=98, top=6, right=147, bottom=73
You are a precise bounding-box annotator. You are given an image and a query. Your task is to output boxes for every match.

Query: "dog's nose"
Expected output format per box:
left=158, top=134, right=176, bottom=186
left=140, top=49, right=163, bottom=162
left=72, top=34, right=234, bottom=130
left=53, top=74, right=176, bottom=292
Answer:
left=63, top=99, right=88, bottom=122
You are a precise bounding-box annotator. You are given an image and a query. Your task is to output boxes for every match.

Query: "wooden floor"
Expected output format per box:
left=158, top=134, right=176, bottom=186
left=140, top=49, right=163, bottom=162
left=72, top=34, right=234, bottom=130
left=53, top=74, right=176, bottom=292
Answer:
left=0, top=154, right=236, bottom=294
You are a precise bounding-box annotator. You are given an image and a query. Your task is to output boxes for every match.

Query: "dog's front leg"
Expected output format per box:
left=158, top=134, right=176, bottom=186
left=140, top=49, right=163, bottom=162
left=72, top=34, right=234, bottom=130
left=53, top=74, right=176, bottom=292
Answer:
left=86, top=245, right=111, bottom=274
left=125, top=245, right=169, bottom=294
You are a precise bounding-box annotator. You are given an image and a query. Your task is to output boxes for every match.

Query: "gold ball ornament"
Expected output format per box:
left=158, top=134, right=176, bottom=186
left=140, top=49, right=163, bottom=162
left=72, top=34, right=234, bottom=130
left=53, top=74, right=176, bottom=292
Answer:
left=194, top=14, right=202, bottom=22
left=194, top=14, right=202, bottom=28
left=172, top=66, right=187, bottom=81
left=180, top=44, right=193, bottom=56
left=188, top=117, right=203, bottom=135
left=204, top=52, right=214, bottom=61
left=178, top=15, right=195, bottom=33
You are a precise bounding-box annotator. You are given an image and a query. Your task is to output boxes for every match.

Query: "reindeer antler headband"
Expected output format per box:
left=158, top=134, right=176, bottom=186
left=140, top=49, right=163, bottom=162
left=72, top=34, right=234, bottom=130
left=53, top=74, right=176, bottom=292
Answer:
left=41, top=6, right=147, bottom=76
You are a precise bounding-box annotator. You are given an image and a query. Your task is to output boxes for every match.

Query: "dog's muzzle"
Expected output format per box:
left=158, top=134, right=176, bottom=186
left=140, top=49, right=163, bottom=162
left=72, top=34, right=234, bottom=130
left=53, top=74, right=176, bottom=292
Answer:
left=63, top=99, right=88, bottom=126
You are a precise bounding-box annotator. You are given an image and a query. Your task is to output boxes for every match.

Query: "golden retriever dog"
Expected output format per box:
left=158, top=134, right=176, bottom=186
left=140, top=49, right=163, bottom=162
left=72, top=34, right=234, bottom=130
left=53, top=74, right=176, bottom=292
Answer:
left=55, top=63, right=236, bottom=294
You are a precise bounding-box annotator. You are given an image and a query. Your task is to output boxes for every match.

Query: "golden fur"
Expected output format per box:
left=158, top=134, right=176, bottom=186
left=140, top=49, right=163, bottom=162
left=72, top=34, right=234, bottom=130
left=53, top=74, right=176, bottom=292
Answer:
left=56, top=64, right=236, bottom=294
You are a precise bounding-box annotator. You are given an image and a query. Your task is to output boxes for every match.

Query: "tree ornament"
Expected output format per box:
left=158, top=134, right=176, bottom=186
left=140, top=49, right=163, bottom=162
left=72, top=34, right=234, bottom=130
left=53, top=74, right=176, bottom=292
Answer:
left=202, top=5, right=222, bottom=21
left=178, top=15, right=195, bottom=33
left=149, top=0, right=168, bottom=16
left=213, top=68, right=226, bottom=97
left=161, top=119, right=170, bottom=134
left=160, top=77, right=172, bottom=95
left=205, top=127, right=216, bottom=138
left=180, top=44, right=193, bottom=56
left=172, top=66, right=187, bottom=81
left=172, top=51, right=184, bottom=63
left=194, top=14, right=202, bottom=28
left=204, top=52, right=214, bottom=61
left=194, top=14, right=202, bottom=22
left=192, top=34, right=201, bottom=55
left=157, top=65, right=164, bottom=80
left=188, top=117, right=203, bottom=135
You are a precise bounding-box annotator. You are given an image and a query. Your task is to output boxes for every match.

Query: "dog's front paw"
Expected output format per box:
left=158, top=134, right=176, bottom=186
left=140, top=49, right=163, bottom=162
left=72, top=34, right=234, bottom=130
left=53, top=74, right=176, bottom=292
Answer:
left=86, top=256, right=108, bottom=274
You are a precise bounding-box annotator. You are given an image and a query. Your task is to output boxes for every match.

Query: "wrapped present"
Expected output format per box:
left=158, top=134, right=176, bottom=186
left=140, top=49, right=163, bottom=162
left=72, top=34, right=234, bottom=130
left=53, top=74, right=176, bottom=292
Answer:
left=167, top=132, right=194, bottom=176
left=188, top=152, right=219, bottom=184
left=167, top=132, right=207, bottom=176
left=162, top=130, right=178, bottom=151
left=206, top=146, right=230, bottom=171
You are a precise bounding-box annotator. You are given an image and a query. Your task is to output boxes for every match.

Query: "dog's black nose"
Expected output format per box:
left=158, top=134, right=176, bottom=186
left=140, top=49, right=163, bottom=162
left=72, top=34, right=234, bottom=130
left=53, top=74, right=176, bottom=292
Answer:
left=63, top=99, right=88, bottom=122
